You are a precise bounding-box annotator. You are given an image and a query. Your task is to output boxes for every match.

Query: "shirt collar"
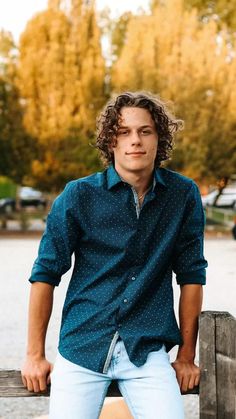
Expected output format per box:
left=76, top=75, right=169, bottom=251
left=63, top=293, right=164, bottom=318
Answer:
left=106, top=165, right=167, bottom=190
left=153, top=167, right=167, bottom=189
left=107, top=165, right=123, bottom=189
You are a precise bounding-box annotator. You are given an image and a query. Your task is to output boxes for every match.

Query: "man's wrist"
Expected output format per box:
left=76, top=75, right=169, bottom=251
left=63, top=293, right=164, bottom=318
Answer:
left=26, top=348, right=45, bottom=360
left=176, top=346, right=196, bottom=362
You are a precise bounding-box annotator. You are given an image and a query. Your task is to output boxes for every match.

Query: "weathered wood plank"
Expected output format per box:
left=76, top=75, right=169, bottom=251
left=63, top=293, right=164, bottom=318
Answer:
left=0, top=370, right=199, bottom=398
left=215, top=312, right=236, bottom=419
left=0, top=371, right=120, bottom=397
left=199, top=311, right=217, bottom=419
left=0, top=370, right=49, bottom=397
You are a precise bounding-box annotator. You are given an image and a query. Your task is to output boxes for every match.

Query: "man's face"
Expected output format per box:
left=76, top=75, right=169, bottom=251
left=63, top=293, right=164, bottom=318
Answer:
left=111, top=106, right=158, bottom=175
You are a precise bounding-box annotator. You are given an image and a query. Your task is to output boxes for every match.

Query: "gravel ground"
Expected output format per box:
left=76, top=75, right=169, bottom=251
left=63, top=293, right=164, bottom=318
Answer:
left=0, top=237, right=235, bottom=419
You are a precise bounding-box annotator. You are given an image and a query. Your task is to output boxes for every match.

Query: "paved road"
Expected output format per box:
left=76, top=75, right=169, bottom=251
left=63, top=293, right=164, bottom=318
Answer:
left=0, top=238, right=235, bottom=418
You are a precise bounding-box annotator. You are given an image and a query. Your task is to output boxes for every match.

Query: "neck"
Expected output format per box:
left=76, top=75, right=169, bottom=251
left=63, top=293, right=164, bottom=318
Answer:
left=114, top=165, right=154, bottom=196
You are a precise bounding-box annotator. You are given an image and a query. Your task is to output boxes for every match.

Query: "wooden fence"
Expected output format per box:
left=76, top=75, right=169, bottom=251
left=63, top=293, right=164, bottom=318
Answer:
left=0, top=311, right=235, bottom=418
left=199, top=311, right=236, bottom=418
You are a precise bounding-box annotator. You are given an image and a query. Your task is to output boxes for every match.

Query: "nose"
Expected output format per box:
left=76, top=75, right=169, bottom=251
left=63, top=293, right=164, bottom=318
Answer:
left=131, top=131, right=141, bottom=145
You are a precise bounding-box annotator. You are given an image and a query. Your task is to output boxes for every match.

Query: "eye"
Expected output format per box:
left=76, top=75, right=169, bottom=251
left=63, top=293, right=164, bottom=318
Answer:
left=141, top=129, right=152, bottom=135
left=118, top=129, right=129, bottom=136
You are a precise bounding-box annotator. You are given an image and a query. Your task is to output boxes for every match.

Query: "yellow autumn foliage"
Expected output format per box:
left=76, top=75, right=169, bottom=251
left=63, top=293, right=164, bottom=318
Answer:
left=112, top=0, right=236, bottom=180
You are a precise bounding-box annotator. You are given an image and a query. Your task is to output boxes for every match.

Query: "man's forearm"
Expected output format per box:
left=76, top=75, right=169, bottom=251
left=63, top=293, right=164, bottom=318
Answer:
left=177, top=284, right=203, bottom=361
left=21, top=282, right=54, bottom=392
left=26, top=282, right=54, bottom=358
left=172, top=284, right=203, bottom=392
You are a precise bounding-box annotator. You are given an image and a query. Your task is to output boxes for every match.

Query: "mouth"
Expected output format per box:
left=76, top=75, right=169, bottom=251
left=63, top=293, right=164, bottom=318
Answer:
left=126, top=152, right=146, bottom=156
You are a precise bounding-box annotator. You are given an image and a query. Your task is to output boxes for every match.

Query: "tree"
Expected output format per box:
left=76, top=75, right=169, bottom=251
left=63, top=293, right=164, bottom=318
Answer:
left=0, top=30, right=36, bottom=183
left=184, top=0, right=236, bottom=32
left=67, top=0, right=107, bottom=135
left=111, top=0, right=236, bottom=182
left=18, top=9, right=71, bottom=143
left=18, top=1, right=106, bottom=191
left=111, top=12, right=133, bottom=62
left=48, top=0, right=61, bottom=9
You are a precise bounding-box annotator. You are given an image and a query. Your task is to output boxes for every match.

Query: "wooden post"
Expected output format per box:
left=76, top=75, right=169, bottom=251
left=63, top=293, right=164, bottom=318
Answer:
left=215, top=312, right=236, bottom=419
left=199, top=311, right=217, bottom=419
left=199, top=311, right=236, bottom=419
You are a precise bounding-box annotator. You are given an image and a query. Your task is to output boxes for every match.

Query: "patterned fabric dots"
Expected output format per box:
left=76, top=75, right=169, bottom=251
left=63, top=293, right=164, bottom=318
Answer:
left=29, top=165, right=207, bottom=373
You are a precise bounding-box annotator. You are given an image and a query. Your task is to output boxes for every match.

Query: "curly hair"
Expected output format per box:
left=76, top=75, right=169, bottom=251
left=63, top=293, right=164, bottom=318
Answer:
left=96, top=91, right=183, bottom=168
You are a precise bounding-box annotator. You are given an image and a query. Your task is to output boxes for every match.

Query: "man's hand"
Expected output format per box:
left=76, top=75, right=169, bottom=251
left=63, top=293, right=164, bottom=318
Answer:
left=21, top=356, right=53, bottom=393
left=22, top=282, right=54, bottom=392
left=174, top=284, right=202, bottom=393
left=171, top=359, right=200, bottom=393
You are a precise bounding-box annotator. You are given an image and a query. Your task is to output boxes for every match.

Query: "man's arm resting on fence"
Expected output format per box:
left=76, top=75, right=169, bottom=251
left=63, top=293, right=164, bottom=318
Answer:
left=172, top=284, right=203, bottom=393
left=21, top=282, right=54, bottom=393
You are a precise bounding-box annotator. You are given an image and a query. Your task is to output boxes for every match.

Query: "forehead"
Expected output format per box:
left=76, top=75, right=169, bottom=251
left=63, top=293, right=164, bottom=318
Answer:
left=119, top=106, right=155, bottom=127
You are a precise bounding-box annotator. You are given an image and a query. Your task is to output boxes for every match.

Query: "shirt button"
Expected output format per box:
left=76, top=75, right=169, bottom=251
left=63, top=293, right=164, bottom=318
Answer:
left=123, top=298, right=128, bottom=303
left=131, top=276, right=136, bottom=281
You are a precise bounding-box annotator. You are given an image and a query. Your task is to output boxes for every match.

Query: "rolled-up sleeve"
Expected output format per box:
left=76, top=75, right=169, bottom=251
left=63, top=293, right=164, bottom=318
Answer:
left=29, top=182, right=80, bottom=286
left=173, top=181, right=208, bottom=285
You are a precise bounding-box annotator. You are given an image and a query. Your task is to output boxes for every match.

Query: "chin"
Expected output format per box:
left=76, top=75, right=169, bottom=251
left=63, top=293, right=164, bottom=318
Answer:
left=127, top=163, right=148, bottom=172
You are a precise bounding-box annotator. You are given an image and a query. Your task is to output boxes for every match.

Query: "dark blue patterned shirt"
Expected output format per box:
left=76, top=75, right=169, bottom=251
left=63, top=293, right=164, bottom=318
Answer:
left=30, top=165, right=207, bottom=373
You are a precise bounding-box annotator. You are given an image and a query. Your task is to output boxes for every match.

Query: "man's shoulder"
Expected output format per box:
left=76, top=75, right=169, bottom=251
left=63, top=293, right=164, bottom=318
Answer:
left=159, top=167, right=195, bottom=191
left=65, top=170, right=106, bottom=193
left=55, top=170, right=106, bottom=208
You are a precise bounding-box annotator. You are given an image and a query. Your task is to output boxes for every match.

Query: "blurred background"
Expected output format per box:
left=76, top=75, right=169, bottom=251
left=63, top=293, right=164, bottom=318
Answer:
left=0, top=1, right=236, bottom=418
left=0, top=0, right=236, bottom=233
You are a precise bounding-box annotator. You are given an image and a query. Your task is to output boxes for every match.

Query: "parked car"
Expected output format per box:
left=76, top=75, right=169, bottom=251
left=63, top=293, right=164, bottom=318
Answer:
left=201, top=190, right=219, bottom=208
left=215, top=187, right=236, bottom=209
left=202, top=187, right=236, bottom=209
left=19, top=187, right=47, bottom=209
left=0, top=198, right=16, bottom=214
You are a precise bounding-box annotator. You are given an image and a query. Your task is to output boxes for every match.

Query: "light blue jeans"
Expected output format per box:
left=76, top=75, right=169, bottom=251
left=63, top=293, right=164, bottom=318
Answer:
left=49, top=340, right=184, bottom=419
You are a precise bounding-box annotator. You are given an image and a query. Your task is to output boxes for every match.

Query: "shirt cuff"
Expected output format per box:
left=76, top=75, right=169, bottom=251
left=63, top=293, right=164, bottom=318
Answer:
left=176, top=268, right=206, bottom=285
left=29, top=262, right=62, bottom=286
left=29, top=273, right=61, bottom=286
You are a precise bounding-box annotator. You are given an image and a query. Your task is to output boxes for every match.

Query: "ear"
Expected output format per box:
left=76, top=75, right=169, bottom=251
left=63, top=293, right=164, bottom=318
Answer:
left=109, top=137, right=116, bottom=151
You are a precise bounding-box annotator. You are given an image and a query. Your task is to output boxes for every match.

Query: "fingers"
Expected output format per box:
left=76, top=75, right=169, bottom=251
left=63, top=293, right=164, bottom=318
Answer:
left=22, top=373, right=48, bottom=392
left=39, top=375, right=48, bottom=392
left=21, top=358, right=52, bottom=393
left=194, top=370, right=201, bottom=387
left=182, top=371, right=197, bottom=392
left=188, top=373, right=197, bottom=390
left=172, top=361, right=200, bottom=393
left=176, top=373, right=183, bottom=391
left=46, top=370, right=52, bottom=385
left=31, top=378, right=40, bottom=393
left=23, top=377, right=35, bottom=392
left=176, top=370, right=190, bottom=393
left=21, top=374, right=27, bottom=388
left=181, top=374, right=190, bottom=393
left=183, top=374, right=197, bottom=392
left=180, top=372, right=199, bottom=393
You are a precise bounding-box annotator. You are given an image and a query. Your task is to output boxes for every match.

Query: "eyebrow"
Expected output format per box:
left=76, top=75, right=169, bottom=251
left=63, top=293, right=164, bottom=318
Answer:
left=118, top=125, right=154, bottom=129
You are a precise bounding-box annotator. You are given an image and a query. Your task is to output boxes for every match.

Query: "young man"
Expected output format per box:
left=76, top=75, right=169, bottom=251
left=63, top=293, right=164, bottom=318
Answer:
left=21, top=92, right=207, bottom=418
